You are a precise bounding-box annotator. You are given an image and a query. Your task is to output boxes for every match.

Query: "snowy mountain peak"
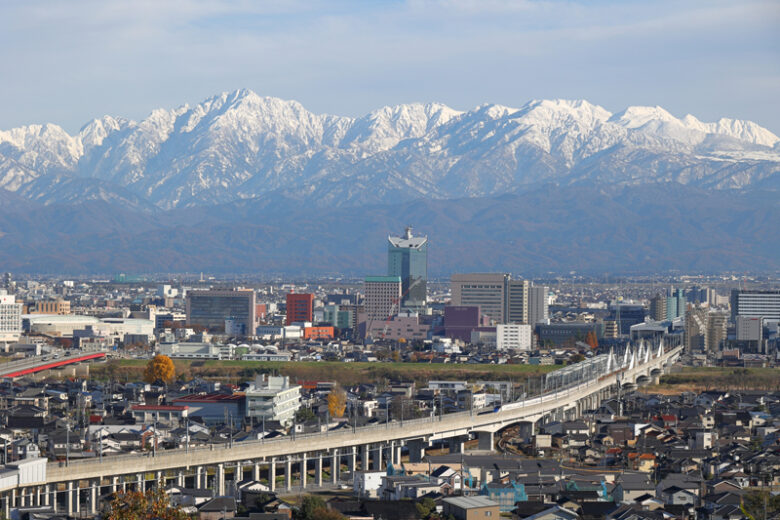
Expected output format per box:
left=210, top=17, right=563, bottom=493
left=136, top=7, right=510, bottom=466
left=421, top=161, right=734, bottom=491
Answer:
left=610, top=105, right=677, bottom=128
left=0, top=91, right=778, bottom=209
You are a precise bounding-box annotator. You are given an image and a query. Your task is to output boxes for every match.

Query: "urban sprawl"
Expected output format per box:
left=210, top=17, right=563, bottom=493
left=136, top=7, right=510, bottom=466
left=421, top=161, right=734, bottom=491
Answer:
left=0, top=228, right=778, bottom=520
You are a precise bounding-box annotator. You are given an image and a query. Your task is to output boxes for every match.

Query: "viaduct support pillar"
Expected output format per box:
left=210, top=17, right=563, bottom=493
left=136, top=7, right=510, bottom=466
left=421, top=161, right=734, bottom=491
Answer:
left=449, top=436, right=465, bottom=454
left=478, top=431, right=494, bottom=451
left=66, top=482, right=74, bottom=516
left=316, top=454, right=323, bottom=487
left=216, top=464, right=225, bottom=496
left=301, top=453, right=307, bottom=489
left=349, top=446, right=357, bottom=476
left=285, top=458, right=292, bottom=492
left=269, top=458, right=277, bottom=492
left=332, top=449, right=340, bottom=484
left=407, top=439, right=427, bottom=463
left=89, top=479, right=98, bottom=515
left=361, top=445, right=369, bottom=471
left=372, top=445, right=382, bottom=471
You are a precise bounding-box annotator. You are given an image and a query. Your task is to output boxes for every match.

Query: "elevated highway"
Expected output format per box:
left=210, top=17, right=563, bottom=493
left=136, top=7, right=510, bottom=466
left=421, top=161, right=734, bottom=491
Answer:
left=0, top=341, right=681, bottom=515
left=0, top=352, right=106, bottom=379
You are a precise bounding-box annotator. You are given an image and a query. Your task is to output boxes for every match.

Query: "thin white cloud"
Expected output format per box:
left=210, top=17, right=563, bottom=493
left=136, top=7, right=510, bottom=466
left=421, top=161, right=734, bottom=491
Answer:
left=0, top=0, right=777, bottom=133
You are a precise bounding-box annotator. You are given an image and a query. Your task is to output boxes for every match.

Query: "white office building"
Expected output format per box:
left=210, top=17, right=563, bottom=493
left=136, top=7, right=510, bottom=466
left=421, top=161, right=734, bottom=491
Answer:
left=731, top=289, right=780, bottom=321
left=0, top=290, right=22, bottom=343
left=496, top=324, right=532, bottom=350
left=245, top=375, right=301, bottom=426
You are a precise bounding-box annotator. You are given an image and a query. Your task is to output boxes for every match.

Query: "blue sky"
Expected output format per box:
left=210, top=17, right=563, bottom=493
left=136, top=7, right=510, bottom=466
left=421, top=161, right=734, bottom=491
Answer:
left=1, top=0, right=778, bottom=133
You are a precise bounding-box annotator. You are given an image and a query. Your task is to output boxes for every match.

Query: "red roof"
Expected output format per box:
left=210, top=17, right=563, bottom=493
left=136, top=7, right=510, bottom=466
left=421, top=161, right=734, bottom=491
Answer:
left=132, top=405, right=188, bottom=411
left=172, top=393, right=244, bottom=403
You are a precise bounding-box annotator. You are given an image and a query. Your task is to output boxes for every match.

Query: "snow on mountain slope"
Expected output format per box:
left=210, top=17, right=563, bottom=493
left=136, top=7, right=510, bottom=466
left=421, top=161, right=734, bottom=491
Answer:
left=0, top=89, right=777, bottom=208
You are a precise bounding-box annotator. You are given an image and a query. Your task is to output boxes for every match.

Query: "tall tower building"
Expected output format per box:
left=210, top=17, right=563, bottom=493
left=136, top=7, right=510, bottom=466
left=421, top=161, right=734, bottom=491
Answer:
left=529, top=286, right=550, bottom=325
left=649, top=294, right=667, bottom=321
left=451, top=273, right=509, bottom=324
left=507, top=279, right=530, bottom=324
left=364, top=276, right=402, bottom=320
left=388, top=227, right=428, bottom=310
left=706, top=312, right=728, bottom=352
left=684, top=305, right=708, bottom=354
left=666, top=287, right=686, bottom=320
left=286, top=293, right=314, bottom=325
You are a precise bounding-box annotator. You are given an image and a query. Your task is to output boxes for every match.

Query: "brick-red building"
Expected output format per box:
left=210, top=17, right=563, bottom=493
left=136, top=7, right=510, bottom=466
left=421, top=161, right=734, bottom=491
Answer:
left=286, top=293, right=314, bottom=325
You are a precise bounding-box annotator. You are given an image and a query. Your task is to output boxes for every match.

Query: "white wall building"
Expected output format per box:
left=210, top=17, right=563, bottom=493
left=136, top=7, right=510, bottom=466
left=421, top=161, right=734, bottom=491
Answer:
left=159, top=342, right=235, bottom=360
left=0, top=290, right=22, bottom=343
left=255, top=325, right=302, bottom=340
left=354, top=471, right=385, bottom=497
left=245, top=375, right=301, bottom=426
left=496, top=324, right=532, bottom=350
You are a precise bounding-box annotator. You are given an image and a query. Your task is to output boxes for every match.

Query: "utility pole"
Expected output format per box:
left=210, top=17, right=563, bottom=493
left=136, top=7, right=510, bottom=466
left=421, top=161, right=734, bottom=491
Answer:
left=66, top=419, right=70, bottom=467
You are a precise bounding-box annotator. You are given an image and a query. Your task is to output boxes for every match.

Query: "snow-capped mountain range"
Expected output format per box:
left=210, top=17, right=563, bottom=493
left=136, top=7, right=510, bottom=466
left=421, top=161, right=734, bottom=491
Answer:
left=1, top=89, right=778, bottom=209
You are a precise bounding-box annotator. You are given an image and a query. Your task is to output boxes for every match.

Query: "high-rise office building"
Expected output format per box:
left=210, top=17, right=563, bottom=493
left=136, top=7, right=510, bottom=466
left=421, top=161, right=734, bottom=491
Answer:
left=186, top=289, right=256, bottom=333
left=451, top=274, right=547, bottom=325
left=388, top=227, right=428, bottom=310
left=684, top=305, right=708, bottom=353
left=451, top=273, right=509, bottom=324
left=707, top=312, right=728, bottom=352
left=649, top=294, right=667, bottom=322
left=736, top=316, right=763, bottom=342
left=364, top=276, right=402, bottom=320
left=507, top=280, right=530, bottom=324
left=529, top=286, right=550, bottom=325
left=286, top=293, right=314, bottom=325
left=666, top=288, right=686, bottom=320
left=730, top=289, right=780, bottom=321
left=0, top=290, right=22, bottom=343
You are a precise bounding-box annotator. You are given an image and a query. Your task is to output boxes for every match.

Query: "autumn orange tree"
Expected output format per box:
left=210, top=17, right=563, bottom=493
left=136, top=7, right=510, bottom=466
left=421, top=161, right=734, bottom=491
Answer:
left=106, top=488, right=188, bottom=520
left=585, top=331, right=598, bottom=350
left=144, top=354, right=175, bottom=384
left=327, top=384, right=347, bottom=418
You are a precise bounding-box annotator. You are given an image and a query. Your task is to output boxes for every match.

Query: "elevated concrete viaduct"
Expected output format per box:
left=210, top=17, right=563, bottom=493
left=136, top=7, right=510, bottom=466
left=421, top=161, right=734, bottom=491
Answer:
left=0, top=342, right=681, bottom=516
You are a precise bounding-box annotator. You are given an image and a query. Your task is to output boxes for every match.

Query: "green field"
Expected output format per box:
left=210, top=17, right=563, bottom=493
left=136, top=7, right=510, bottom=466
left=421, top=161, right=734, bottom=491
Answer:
left=652, top=366, right=780, bottom=392
left=94, top=358, right=558, bottom=386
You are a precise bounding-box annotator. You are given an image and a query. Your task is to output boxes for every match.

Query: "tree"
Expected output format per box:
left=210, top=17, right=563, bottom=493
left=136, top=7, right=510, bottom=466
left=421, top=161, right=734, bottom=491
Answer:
left=416, top=497, right=437, bottom=518
left=327, top=384, right=347, bottom=418
left=310, top=509, right=345, bottom=520
left=570, top=354, right=586, bottom=364
left=106, top=488, right=188, bottom=520
left=295, top=407, right=316, bottom=423
left=742, top=490, right=780, bottom=520
left=144, top=354, right=175, bottom=384
left=296, top=495, right=326, bottom=520
left=585, top=331, right=598, bottom=349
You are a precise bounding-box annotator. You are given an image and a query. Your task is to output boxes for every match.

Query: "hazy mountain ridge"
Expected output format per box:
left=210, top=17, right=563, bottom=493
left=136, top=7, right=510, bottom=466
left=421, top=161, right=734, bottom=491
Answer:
left=1, top=90, right=778, bottom=209
left=0, top=183, right=776, bottom=274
